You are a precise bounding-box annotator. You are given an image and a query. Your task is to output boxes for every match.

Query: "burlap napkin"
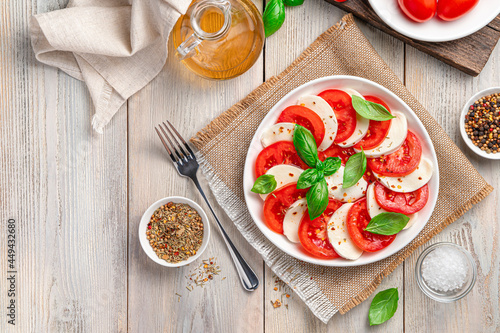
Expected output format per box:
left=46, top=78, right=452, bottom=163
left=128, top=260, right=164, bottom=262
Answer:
left=191, top=14, right=493, bottom=323
left=29, top=0, right=191, bottom=133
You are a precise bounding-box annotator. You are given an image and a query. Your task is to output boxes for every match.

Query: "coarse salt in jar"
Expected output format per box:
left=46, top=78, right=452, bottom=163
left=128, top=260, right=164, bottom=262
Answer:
left=415, top=242, right=477, bottom=302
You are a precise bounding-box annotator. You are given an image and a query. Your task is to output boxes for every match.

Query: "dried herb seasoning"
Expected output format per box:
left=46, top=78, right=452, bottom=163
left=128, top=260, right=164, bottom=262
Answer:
left=270, top=274, right=293, bottom=310
left=146, top=202, right=204, bottom=263
left=185, top=257, right=222, bottom=290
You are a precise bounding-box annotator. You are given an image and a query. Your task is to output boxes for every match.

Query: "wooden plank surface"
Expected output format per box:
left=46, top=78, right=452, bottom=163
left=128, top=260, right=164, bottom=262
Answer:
left=126, top=1, right=265, bottom=331
left=404, top=42, right=500, bottom=333
left=0, top=0, right=128, bottom=332
left=0, top=0, right=498, bottom=332
left=324, top=0, right=500, bottom=76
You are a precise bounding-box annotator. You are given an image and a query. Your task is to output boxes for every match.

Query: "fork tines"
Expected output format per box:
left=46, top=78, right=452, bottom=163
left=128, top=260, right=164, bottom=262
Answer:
left=155, top=121, right=195, bottom=164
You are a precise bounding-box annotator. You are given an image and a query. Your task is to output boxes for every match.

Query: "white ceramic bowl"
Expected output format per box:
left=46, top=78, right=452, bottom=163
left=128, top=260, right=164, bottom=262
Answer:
left=368, top=0, right=500, bottom=42
left=459, top=87, right=500, bottom=160
left=138, top=196, right=211, bottom=267
left=243, top=75, right=440, bottom=267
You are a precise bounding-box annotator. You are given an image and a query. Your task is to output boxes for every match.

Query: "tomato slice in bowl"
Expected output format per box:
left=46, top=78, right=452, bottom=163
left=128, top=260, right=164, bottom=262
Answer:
left=255, top=141, right=309, bottom=178
left=298, top=199, right=343, bottom=259
left=318, top=89, right=357, bottom=143
left=374, top=182, right=429, bottom=214
left=367, top=131, right=422, bottom=177
left=263, top=183, right=308, bottom=234
left=346, top=198, right=396, bottom=252
left=353, top=96, right=392, bottom=150
left=277, top=105, right=325, bottom=146
left=319, top=144, right=355, bottom=164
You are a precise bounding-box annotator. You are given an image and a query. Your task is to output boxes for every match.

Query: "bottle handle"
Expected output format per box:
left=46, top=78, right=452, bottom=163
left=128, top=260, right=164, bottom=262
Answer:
left=175, top=0, right=232, bottom=61
left=176, top=33, right=203, bottom=61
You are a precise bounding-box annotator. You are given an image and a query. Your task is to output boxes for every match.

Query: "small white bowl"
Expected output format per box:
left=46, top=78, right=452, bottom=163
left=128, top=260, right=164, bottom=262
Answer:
left=138, top=196, right=211, bottom=267
left=460, top=87, right=500, bottom=160
left=415, top=242, right=477, bottom=302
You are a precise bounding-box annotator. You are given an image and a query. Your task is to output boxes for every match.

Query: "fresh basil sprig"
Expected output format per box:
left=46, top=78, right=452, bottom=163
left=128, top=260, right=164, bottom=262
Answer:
left=343, top=149, right=366, bottom=188
left=293, top=125, right=319, bottom=167
left=297, top=169, right=323, bottom=189
left=306, top=178, right=329, bottom=220
left=292, top=125, right=341, bottom=220
left=369, top=288, right=399, bottom=326
left=283, top=0, right=304, bottom=6
left=351, top=95, right=395, bottom=121
left=365, top=212, right=410, bottom=235
left=263, top=0, right=285, bottom=37
left=323, top=157, right=341, bottom=176
left=251, top=174, right=277, bottom=194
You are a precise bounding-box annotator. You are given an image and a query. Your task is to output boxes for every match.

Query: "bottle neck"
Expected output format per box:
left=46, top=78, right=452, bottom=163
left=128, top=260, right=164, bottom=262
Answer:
left=189, top=0, right=232, bottom=41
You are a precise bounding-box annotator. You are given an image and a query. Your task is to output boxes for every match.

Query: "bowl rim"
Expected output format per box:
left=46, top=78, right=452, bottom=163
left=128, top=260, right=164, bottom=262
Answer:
left=459, top=87, right=500, bottom=160
left=138, top=196, right=211, bottom=268
left=243, top=75, right=440, bottom=267
left=415, top=242, right=477, bottom=303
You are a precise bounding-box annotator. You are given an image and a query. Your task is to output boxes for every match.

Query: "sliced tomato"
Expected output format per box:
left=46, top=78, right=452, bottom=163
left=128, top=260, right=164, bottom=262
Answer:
left=353, top=96, right=392, bottom=150
left=255, top=141, right=309, bottom=178
left=347, top=199, right=396, bottom=252
left=367, top=131, right=422, bottom=177
left=374, top=182, right=429, bottom=215
left=263, top=183, right=308, bottom=234
left=277, top=105, right=325, bottom=146
left=298, top=199, right=343, bottom=258
left=319, top=144, right=355, bottom=164
left=318, top=90, right=357, bottom=143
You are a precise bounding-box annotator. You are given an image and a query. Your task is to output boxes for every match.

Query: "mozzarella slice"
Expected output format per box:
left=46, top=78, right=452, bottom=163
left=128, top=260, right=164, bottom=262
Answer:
left=260, top=123, right=295, bottom=147
left=297, top=95, right=337, bottom=151
left=325, top=165, right=368, bottom=202
left=260, top=165, right=304, bottom=200
left=337, top=113, right=370, bottom=148
left=341, top=88, right=364, bottom=99
left=373, top=157, right=433, bottom=193
left=327, top=203, right=363, bottom=260
left=357, top=112, right=408, bottom=158
left=366, top=183, right=418, bottom=230
left=283, top=198, right=307, bottom=243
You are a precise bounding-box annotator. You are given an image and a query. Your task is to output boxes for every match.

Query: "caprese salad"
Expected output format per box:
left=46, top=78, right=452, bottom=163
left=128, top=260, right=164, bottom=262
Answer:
left=250, top=88, right=434, bottom=261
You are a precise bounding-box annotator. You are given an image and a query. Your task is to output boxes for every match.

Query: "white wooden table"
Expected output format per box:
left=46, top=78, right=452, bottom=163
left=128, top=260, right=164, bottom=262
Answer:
left=1, top=0, right=499, bottom=332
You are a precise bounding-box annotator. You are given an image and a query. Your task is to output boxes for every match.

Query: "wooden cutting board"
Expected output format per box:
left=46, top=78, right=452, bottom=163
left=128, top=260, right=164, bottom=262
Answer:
left=325, top=0, right=500, bottom=76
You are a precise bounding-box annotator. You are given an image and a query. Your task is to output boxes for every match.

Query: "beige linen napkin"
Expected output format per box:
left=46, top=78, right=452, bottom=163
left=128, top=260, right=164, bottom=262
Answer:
left=191, top=14, right=493, bottom=323
left=30, top=0, right=191, bottom=133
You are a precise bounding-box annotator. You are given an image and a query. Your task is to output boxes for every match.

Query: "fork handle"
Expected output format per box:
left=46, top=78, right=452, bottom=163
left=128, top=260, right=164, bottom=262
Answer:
left=190, top=175, right=260, bottom=291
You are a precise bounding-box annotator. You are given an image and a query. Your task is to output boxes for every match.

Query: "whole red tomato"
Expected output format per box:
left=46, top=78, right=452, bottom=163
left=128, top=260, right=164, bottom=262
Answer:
left=437, top=0, right=479, bottom=21
left=398, top=0, right=437, bottom=22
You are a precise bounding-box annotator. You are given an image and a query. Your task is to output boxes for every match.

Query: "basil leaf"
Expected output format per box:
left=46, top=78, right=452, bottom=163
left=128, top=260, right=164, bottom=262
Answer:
left=323, top=157, right=341, bottom=176
left=263, top=0, right=285, bottom=37
left=297, top=169, right=323, bottom=189
left=293, top=125, right=319, bottom=168
left=315, top=160, right=325, bottom=172
left=343, top=149, right=366, bottom=188
left=352, top=95, right=395, bottom=121
left=283, top=0, right=304, bottom=6
left=369, top=288, right=399, bottom=326
left=251, top=174, right=277, bottom=194
left=365, top=212, right=410, bottom=235
left=306, top=178, right=329, bottom=220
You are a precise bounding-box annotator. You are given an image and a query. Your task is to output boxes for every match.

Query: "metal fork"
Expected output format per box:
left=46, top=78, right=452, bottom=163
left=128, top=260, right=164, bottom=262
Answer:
left=155, top=121, right=259, bottom=291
